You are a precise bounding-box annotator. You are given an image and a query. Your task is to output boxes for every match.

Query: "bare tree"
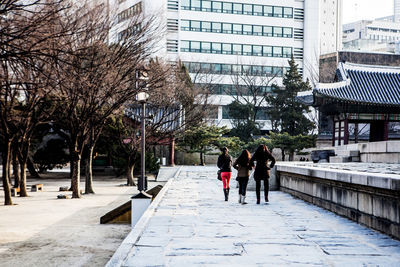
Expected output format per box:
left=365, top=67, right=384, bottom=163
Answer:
left=51, top=1, right=163, bottom=198
left=101, top=60, right=209, bottom=185
left=0, top=0, right=68, bottom=205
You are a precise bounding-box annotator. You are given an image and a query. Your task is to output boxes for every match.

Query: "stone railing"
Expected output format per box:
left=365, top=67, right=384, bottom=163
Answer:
left=276, top=163, right=400, bottom=240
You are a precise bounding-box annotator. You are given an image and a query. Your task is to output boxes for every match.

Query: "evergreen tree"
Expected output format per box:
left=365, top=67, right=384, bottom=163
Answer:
left=267, top=57, right=315, bottom=136
left=227, top=101, right=260, bottom=142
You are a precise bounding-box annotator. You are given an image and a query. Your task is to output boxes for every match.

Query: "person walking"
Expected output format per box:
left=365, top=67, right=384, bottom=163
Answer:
left=217, top=147, right=232, bottom=201
left=250, top=144, right=276, bottom=204
left=233, top=149, right=253, bottom=205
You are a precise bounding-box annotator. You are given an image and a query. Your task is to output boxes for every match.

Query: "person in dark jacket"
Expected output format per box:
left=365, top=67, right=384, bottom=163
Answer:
left=233, top=149, right=254, bottom=205
left=250, top=144, right=276, bottom=204
left=217, top=147, right=232, bottom=201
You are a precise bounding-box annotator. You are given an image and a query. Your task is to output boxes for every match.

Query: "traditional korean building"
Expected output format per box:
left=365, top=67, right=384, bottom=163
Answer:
left=300, top=62, right=400, bottom=146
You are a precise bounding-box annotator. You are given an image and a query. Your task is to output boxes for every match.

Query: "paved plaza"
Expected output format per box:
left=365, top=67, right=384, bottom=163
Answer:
left=110, top=166, right=400, bottom=266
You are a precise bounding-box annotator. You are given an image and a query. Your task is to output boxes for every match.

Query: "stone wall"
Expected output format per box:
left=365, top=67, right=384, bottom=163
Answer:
left=276, top=163, right=400, bottom=240
left=335, top=141, right=400, bottom=164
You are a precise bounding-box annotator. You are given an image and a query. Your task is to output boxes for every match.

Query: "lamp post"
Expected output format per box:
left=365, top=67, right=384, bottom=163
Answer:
left=136, top=70, right=149, bottom=192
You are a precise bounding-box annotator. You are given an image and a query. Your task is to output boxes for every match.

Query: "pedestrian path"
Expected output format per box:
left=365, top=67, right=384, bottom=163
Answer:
left=111, top=166, right=400, bottom=266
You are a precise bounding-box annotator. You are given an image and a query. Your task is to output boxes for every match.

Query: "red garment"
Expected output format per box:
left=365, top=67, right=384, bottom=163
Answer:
left=221, top=172, right=231, bottom=189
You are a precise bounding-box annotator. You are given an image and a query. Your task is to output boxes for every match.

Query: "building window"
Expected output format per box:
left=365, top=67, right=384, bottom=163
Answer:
left=212, top=22, right=222, bottom=33
left=212, top=1, right=222, bottom=12
left=181, top=41, right=190, bottom=51
left=242, top=45, right=252, bottom=55
left=190, top=20, right=201, bottom=31
left=222, top=43, right=232, bottom=54
left=211, top=42, right=222, bottom=53
left=253, top=45, right=262, bottom=56
left=202, top=0, right=211, bottom=11
left=253, top=25, right=262, bottom=36
left=273, top=27, right=283, bottom=37
left=253, top=5, right=263, bottom=16
left=222, top=23, right=232, bottom=34
left=191, top=0, right=201, bottom=10
left=233, top=44, right=242, bottom=54
left=222, top=106, right=230, bottom=119
left=202, top=21, right=211, bottom=32
left=263, top=26, right=273, bottom=36
left=263, top=46, right=272, bottom=57
left=191, top=41, right=201, bottom=52
left=117, top=2, right=142, bottom=23
left=222, top=2, right=232, bottom=13
left=243, top=25, right=252, bottom=35
left=273, top=6, right=283, bottom=17
left=243, top=4, right=252, bottom=15
left=283, top=7, right=293, bottom=18
left=264, top=6, right=273, bottom=16
left=233, top=3, right=243, bottom=14
left=201, top=42, right=211, bottom=53
left=283, top=27, right=292, bottom=38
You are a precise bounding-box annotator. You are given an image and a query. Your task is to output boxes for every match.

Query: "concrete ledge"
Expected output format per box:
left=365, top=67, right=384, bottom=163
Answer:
left=277, top=163, right=400, bottom=240
left=277, top=164, right=400, bottom=190
left=106, top=167, right=180, bottom=267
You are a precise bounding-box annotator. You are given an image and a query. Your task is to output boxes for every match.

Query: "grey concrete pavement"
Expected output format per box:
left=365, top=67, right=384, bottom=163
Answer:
left=112, top=166, right=400, bottom=266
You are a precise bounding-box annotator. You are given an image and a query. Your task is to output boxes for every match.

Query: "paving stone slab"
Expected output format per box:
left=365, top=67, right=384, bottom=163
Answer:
left=111, top=166, right=400, bottom=267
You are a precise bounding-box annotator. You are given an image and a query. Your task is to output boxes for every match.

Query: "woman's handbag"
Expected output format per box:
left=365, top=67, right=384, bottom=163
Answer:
left=217, top=170, right=222, bottom=181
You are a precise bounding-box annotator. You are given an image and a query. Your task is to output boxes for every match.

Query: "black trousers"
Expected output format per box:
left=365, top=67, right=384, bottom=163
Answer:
left=238, top=177, right=249, bottom=196
left=255, top=179, right=269, bottom=200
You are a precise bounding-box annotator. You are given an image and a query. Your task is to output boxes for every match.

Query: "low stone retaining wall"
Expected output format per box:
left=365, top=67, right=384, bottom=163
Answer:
left=276, top=163, right=400, bottom=240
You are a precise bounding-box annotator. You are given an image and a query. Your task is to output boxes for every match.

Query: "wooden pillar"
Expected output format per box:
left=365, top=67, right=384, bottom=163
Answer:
left=384, top=118, right=389, bottom=141
left=338, top=120, right=342, bottom=146
left=344, top=118, right=349, bottom=145
left=332, top=117, right=336, bottom=147
left=169, top=137, right=175, bottom=166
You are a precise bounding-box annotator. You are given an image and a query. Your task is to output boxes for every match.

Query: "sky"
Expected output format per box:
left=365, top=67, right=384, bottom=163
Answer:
left=343, top=0, right=394, bottom=24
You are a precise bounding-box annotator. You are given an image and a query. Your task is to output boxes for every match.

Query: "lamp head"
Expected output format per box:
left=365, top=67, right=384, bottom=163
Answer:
left=136, top=91, right=149, bottom=102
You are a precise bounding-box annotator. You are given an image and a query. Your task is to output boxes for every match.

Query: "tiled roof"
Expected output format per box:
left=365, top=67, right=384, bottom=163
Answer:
left=313, top=62, right=400, bottom=106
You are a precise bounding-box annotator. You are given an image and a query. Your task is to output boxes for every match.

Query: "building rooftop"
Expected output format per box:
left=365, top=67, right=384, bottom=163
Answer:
left=299, top=62, right=400, bottom=107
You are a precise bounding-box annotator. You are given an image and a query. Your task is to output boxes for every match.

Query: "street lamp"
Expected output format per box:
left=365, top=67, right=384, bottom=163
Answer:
left=136, top=70, right=149, bottom=193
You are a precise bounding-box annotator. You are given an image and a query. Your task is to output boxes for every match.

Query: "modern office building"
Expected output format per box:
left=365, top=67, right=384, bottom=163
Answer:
left=343, top=0, right=400, bottom=54
left=111, top=0, right=342, bottom=132
left=395, top=0, right=400, bottom=22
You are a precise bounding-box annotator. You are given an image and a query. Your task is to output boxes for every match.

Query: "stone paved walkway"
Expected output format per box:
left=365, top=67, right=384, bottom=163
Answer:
left=115, top=166, right=400, bottom=266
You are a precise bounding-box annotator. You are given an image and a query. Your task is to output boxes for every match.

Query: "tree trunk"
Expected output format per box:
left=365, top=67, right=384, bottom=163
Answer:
left=126, top=155, right=136, bottom=186
left=27, top=157, right=40, bottom=178
left=71, top=153, right=81, bottom=198
left=2, top=140, right=13, bottom=205
left=12, top=150, right=20, bottom=188
left=289, top=151, right=294, bottom=161
left=18, top=140, right=31, bottom=197
left=84, top=145, right=95, bottom=194
left=281, top=149, right=286, bottom=161
left=19, top=160, right=28, bottom=197
left=200, top=151, right=204, bottom=166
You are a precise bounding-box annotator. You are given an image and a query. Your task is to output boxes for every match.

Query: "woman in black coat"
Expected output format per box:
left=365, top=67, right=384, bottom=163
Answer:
left=250, top=144, right=276, bottom=204
left=217, top=147, right=232, bottom=201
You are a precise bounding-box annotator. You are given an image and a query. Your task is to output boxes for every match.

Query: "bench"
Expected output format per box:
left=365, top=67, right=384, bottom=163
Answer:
left=31, top=184, right=43, bottom=192
left=11, top=187, right=20, bottom=196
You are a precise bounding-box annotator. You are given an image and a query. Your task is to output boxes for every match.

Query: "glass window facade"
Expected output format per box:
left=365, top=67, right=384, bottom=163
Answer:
left=181, top=0, right=293, bottom=19
left=182, top=40, right=293, bottom=58
left=180, top=20, right=293, bottom=38
left=184, top=62, right=285, bottom=78
left=194, top=83, right=275, bottom=97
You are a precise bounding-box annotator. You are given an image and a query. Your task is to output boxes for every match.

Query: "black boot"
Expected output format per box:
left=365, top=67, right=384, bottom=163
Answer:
left=227, top=188, right=230, bottom=201
left=224, top=189, right=228, bottom=201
